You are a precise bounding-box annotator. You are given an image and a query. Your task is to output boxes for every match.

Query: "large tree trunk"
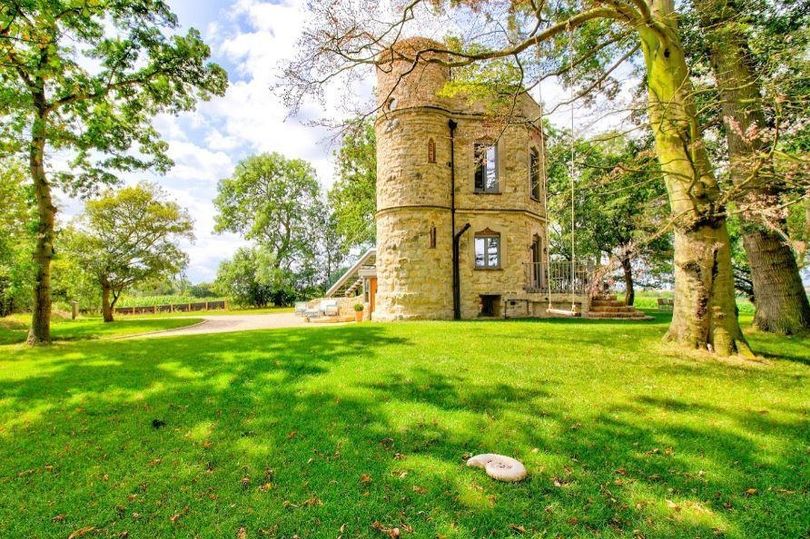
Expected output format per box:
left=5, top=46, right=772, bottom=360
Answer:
left=101, top=285, right=115, bottom=323
left=638, top=1, right=750, bottom=355
left=698, top=0, right=810, bottom=334
left=744, top=230, right=810, bottom=333
left=26, top=109, right=55, bottom=345
left=621, top=256, right=635, bottom=306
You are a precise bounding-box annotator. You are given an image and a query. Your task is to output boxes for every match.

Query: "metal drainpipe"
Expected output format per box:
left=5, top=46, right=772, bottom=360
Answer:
left=448, top=119, right=470, bottom=320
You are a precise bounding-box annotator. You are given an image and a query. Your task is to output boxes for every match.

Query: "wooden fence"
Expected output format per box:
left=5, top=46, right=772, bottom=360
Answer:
left=112, top=300, right=228, bottom=315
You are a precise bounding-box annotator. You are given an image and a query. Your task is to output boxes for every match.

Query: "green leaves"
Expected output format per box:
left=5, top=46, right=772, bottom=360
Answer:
left=328, top=119, right=377, bottom=249
left=214, top=152, right=324, bottom=272
left=59, top=182, right=194, bottom=306
left=0, top=0, right=228, bottom=196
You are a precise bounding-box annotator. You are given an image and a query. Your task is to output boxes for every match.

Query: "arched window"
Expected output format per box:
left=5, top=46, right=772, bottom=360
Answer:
left=427, top=138, right=436, bottom=163
left=530, top=234, right=543, bottom=288
left=474, top=141, right=498, bottom=193
left=529, top=147, right=541, bottom=200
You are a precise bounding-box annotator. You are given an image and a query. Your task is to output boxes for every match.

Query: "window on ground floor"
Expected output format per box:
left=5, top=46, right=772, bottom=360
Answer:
left=475, top=232, right=501, bottom=269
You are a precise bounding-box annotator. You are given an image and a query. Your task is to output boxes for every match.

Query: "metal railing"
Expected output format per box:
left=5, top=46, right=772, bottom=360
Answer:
left=524, top=260, right=593, bottom=295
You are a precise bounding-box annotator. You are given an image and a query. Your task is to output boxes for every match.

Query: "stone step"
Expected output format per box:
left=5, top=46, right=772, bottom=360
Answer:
left=591, top=300, right=628, bottom=308
left=589, top=306, right=637, bottom=313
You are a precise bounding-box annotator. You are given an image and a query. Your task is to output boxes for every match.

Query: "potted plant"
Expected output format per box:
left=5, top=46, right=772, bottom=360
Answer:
left=353, top=303, right=364, bottom=322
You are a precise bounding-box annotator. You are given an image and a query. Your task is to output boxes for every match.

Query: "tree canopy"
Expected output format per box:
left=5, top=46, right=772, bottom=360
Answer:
left=62, top=183, right=194, bottom=322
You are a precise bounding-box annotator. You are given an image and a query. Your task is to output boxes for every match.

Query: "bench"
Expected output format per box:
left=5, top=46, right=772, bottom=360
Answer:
left=657, top=298, right=674, bottom=311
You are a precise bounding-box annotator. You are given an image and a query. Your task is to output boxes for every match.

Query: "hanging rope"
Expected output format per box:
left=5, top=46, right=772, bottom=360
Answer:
left=538, top=24, right=579, bottom=317
left=568, top=24, right=577, bottom=313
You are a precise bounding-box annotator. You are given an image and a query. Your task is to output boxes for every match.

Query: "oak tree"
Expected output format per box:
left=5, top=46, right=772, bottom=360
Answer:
left=62, top=183, right=194, bottom=322
left=0, top=1, right=227, bottom=343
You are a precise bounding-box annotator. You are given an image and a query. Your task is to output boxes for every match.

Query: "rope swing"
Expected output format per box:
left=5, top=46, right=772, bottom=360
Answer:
left=543, top=25, right=579, bottom=318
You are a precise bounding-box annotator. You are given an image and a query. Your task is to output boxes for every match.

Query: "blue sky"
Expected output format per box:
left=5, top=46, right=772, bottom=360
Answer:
left=67, top=0, right=346, bottom=283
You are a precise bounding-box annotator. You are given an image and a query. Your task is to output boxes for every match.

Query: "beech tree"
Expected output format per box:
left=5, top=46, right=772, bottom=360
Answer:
left=687, top=0, right=810, bottom=333
left=62, top=183, right=194, bottom=322
left=281, top=0, right=759, bottom=355
left=0, top=1, right=227, bottom=343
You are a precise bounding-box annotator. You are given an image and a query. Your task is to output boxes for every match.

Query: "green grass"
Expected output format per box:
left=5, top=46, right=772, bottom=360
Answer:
left=0, top=314, right=203, bottom=345
left=0, top=314, right=807, bottom=538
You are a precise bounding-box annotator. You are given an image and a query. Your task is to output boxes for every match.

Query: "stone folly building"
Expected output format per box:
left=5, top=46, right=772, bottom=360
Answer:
left=326, top=37, right=605, bottom=320
left=374, top=36, right=549, bottom=321
left=327, top=37, right=549, bottom=319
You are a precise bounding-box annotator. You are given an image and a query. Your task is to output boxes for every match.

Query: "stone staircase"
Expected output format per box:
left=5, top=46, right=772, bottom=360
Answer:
left=584, top=294, right=652, bottom=320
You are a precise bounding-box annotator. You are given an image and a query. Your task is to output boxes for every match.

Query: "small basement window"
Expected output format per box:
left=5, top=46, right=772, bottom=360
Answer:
left=480, top=295, right=501, bottom=317
left=474, top=142, right=498, bottom=193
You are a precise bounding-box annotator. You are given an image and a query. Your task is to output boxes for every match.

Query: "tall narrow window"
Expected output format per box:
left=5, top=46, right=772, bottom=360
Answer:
left=429, top=225, right=437, bottom=248
left=474, top=142, right=498, bottom=193
left=427, top=138, right=436, bottom=163
left=530, top=147, right=541, bottom=200
left=530, top=235, right=543, bottom=288
left=474, top=231, right=501, bottom=269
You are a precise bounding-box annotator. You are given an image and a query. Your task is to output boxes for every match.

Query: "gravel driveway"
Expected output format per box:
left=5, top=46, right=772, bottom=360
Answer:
left=139, top=312, right=316, bottom=338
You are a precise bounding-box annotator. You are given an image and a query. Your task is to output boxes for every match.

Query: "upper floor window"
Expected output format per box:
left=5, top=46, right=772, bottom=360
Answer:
left=530, top=147, right=541, bottom=200
left=428, top=138, right=436, bottom=163
left=474, top=231, right=501, bottom=269
left=474, top=142, right=498, bottom=193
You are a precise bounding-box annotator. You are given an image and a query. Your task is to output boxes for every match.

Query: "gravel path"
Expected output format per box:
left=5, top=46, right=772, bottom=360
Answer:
left=138, top=312, right=315, bottom=338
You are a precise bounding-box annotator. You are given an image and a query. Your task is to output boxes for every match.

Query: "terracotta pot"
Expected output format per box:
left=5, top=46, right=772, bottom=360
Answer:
left=354, top=310, right=364, bottom=322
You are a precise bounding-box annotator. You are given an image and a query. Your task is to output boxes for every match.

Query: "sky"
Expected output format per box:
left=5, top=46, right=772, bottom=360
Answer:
left=64, top=0, right=628, bottom=284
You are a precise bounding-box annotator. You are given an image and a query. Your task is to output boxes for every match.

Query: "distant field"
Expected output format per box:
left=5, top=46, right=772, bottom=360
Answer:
left=633, top=291, right=755, bottom=315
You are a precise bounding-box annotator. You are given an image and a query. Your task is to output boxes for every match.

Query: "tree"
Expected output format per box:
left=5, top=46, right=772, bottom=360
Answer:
left=547, top=130, right=672, bottom=305
left=62, top=183, right=194, bottom=322
left=283, top=0, right=754, bottom=354
left=0, top=1, right=227, bottom=343
left=0, top=160, right=35, bottom=316
left=215, top=153, right=324, bottom=272
left=688, top=0, right=810, bottom=333
left=214, top=247, right=298, bottom=308
left=328, top=119, right=377, bottom=249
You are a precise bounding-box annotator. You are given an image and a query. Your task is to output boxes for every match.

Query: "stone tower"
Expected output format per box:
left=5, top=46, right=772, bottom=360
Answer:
left=372, top=37, right=550, bottom=321
left=374, top=37, right=455, bottom=320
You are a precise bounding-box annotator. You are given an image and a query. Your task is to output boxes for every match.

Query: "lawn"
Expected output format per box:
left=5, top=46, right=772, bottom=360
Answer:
left=0, top=315, right=203, bottom=345
left=0, top=314, right=807, bottom=538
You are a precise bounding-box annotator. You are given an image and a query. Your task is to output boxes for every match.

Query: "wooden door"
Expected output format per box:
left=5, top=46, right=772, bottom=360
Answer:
left=369, top=277, right=377, bottom=316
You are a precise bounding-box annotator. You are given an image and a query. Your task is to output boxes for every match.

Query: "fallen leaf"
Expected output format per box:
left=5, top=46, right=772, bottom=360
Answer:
left=360, top=474, right=373, bottom=485
left=287, top=431, right=298, bottom=439
left=52, top=514, right=66, bottom=523
left=258, top=482, right=273, bottom=492
left=68, top=526, right=95, bottom=539
left=241, top=476, right=251, bottom=489
left=302, top=495, right=322, bottom=507
left=237, top=526, right=247, bottom=539
left=509, top=524, right=526, bottom=533
left=744, top=488, right=758, bottom=497
left=412, top=485, right=427, bottom=494
left=170, top=506, right=189, bottom=523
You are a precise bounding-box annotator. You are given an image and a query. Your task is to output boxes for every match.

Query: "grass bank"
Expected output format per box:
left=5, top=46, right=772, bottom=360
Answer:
left=0, top=314, right=202, bottom=345
left=0, top=314, right=807, bottom=537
